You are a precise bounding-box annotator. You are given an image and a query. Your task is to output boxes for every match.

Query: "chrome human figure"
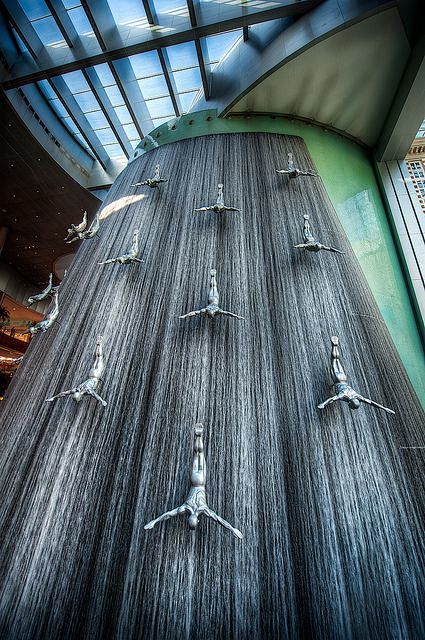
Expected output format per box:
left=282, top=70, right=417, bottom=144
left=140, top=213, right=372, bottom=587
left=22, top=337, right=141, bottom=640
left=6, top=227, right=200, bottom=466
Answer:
left=99, top=229, right=144, bottom=265
left=64, top=211, right=88, bottom=242
left=27, top=273, right=54, bottom=306
left=294, top=214, right=344, bottom=254
left=180, top=270, right=244, bottom=320
left=194, top=184, right=240, bottom=214
left=131, top=164, right=167, bottom=188
left=276, top=152, right=318, bottom=179
left=24, top=293, right=59, bottom=335
left=66, top=213, right=100, bottom=243
left=144, top=424, right=242, bottom=538
left=318, top=336, right=395, bottom=414
left=46, top=336, right=106, bottom=407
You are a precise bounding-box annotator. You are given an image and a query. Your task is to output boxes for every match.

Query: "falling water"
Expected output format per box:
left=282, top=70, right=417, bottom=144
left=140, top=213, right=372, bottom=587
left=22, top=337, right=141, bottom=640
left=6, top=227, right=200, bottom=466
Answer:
left=0, top=133, right=423, bottom=639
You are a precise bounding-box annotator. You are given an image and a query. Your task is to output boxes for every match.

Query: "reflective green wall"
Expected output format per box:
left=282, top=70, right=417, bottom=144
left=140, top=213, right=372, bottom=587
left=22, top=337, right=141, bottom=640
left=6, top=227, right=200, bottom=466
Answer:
left=134, top=111, right=425, bottom=407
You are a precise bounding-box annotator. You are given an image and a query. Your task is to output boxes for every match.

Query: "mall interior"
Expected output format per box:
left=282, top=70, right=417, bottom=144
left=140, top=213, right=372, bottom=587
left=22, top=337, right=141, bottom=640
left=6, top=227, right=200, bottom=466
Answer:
left=0, top=1, right=424, bottom=638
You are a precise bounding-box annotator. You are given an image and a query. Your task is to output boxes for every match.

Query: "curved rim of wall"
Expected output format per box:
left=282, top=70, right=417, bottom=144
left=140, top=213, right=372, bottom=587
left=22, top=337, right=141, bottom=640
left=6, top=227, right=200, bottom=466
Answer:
left=127, top=109, right=425, bottom=408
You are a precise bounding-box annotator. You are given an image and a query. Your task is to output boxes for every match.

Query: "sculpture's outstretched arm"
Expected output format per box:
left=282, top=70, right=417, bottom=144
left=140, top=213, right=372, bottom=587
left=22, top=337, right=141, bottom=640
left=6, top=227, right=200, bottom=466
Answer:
left=202, top=507, right=242, bottom=539
left=223, top=206, right=240, bottom=212
left=132, top=257, right=145, bottom=263
left=46, top=389, right=75, bottom=402
left=321, top=245, right=344, bottom=255
left=293, top=243, right=309, bottom=249
left=66, top=235, right=80, bottom=244
left=88, top=389, right=107, bottom=407
left=99, top=258, right=118, bottom=265
left=317, top=395, right=339, bottom=409
left=179, top=308, right=206, bottom=319
left=299, top=170, right=318, bottom=177
left=276, top=169, right=290, bottom=175
left=358, top=395, right=395, bottom=415
left=218, top=309, right=244, bottom=320
left=144, top=505, right=187, bottom=530
left=194, top=206, right=213, bottom=213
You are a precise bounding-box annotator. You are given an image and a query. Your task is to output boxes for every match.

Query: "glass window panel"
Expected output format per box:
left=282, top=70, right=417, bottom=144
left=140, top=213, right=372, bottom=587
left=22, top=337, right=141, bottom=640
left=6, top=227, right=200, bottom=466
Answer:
left=31, top=16, right=66, bottom=46
left=12, top=28, right=28, bottom=53
left=93, top=63, right=115, bottom=87
left=178, top=91, right=197, bottom=113
left=62, top=0, right=81, bottom=8
left=165, top=42, right=198, bottom=71
left=62, top=70, right=90, bottom=94
left=204, top=31, right=242, bottom=63
left=67, top=6, right=94, bottom=35
left=129, top=51, right=162, bottom=79
left=49, top=98, right=69, bottom=118
left=94, top=128, right=118, bottom=145
left=107, top=0, right=147, bottom=25
left=130, top=139, right=139, bottom=149
left=137, top=75, right=169, bottom=100
left=152, top=0, right=187, bottom=12
left=85, top=110, right=109, bottom=129
left=74, top=90, right=100, bottom=112
left=38, top=79, right=57, bottom=100
left=103, top=143, right=125, bottom=158
left=172, top=67, right=201, bottom=93
left=152, top=116, right=173, bottom=127
left=61, top=116, right=79, bottom=134
left=145, top=96, right=174, bottom=118
left=123, top=123, right=139, bottom=140
left=18, top=0, right=49, bottom=21
left=114, top=105, right=132, bottom=125
left=104, top=84, right=124, bottom=107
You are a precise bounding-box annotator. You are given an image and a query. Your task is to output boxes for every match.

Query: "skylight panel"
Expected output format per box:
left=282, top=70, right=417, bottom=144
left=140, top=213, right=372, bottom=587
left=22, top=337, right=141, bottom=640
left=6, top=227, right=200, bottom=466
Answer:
left=67, top=6, right=94, bottom=36
left=38, top=79, right=56, bottom=100
left=172, top=67, right=201, bottom=93
left=152, top=0, right=187, bottom=12
left=204, top=30, right=242, bottom=65
left=62, top=70, right=90, bottom=94
left=122, top=123, right=139, bottom=141
left=145, top=96, right=174, bottom=119
left=104, top=85, right=125, bottom=107
left=137, top=75, right=169, bottom=100
left=178, top=91, right=197, bottom=113
left=17, top=0, right=50, bottom=22
left=94, top=127, right=118, bottom=146
left=93, top=64, right=116, bottom=87
left=103, top=143, right=125, bottom=159
left=165, top=42, right=198, bottom=71
left=129, top=52, right=163, bottom=79
left=74, top=91, right=101, bottom=113
left=85, top=110, right=109, bottom=129
left=152, top=116, right=174, bottom=127
left=114, top=106, right=133, bottom=125
left=62, top=0, right=81, bottom=8
left=31, top=16, right=66, bottom=47
left=107, top=0, right=147, bottom=26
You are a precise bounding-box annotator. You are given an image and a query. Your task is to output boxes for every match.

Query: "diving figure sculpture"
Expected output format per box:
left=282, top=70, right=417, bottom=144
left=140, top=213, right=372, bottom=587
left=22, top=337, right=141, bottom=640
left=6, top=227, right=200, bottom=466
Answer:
left=46, top=335, right=107, bottom=407
left=144, top=424, right=242, bottom=538
left=180, top=269, right=244, bottom=320
left=318, top=336, right=395, bottom=414
left=276, top=152, right=318, bottom=179
left=99, top=229, right=144, bottom=265
left=66, top=213, right=100, bottom=243
left=194, top=184, right=240, bottom=213
left=24, top=292, right=59, bottom=335
left=27, top=273, right=55, bottom=306
left=294, top=214, right=344, bottom=254
left=131, top=164, right=167, bottom=188
left=64, top=211, right=88, bottom=242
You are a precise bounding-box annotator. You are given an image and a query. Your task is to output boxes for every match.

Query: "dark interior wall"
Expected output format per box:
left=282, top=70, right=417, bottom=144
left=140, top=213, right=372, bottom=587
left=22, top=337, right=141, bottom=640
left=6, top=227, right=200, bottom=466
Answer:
left=0, top=133, right=423, bottom=639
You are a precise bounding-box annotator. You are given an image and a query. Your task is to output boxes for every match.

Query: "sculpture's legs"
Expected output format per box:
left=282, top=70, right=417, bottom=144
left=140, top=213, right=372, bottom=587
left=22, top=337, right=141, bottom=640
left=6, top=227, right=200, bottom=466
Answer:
left=330, top=336, right=347, bottom=383
left=191, top=425, right=205, bottom=487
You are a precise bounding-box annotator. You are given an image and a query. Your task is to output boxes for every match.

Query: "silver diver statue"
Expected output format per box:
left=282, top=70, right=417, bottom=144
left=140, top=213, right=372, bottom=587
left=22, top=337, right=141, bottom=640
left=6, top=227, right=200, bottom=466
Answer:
left=64, top=211, right=88, bottom=242
left=294, top=214, right=344, bottom=255
left=27, top=273, right=54, bottom=306
left=180, top=269, right=244, bottom=320
left=24, top=292, right=59, bottom=335
left=276, top=152, right=318, bottom=179
left=318, top=336, right=395, bottom=414
left=99, top=229, right=144, bottom=265
left=194, top=183, right=240, bottom=214
left=66, top=213, right=100, bottom=243
left=46, top=335, right=107, bottom=407
left=144, top=424, right=242, bottom=538
left=131, top=164, right=167, bottom=188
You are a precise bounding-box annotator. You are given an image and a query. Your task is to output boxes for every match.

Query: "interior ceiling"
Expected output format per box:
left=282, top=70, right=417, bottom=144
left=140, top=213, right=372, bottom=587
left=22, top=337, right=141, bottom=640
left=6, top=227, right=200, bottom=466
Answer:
left=0, top=89, right=99, bottom=287
left=231, top=9, right=410, bottom=147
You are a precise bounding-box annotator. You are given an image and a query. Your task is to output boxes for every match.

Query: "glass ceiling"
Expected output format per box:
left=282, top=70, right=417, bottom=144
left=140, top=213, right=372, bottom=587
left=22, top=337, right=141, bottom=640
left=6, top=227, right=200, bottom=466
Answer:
left=4, top=0, right=247, bottom=167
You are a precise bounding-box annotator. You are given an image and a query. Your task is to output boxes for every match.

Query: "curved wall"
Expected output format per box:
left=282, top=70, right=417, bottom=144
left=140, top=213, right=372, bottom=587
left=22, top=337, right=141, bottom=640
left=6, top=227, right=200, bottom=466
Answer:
left=0, top=133, right=424, bottom=639
left=133, top=111, right=425, bottom=406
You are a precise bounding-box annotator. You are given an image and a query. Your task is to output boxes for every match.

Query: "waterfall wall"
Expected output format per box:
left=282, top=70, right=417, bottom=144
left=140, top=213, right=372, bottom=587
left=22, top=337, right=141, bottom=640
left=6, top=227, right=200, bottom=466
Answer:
left=0, top=133, right=424, bottom=639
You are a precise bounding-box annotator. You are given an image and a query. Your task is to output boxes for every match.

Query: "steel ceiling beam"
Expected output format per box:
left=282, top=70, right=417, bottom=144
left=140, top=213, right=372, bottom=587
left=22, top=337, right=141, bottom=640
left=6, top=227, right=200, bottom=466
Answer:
left=44, top=0, right=74, bottom=49
left=0, top=0, right=323, bottom=89
left=142, top=0, right=156, bottom=26
left=107, top=61, right=145, bottom=141
left=187, top=0, right=197, bottom=28
left=158, top=48, right=180, bottom=117
left=0, top=0, right=43, bottom=61
left=195, top=39, right=209, bottom=101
